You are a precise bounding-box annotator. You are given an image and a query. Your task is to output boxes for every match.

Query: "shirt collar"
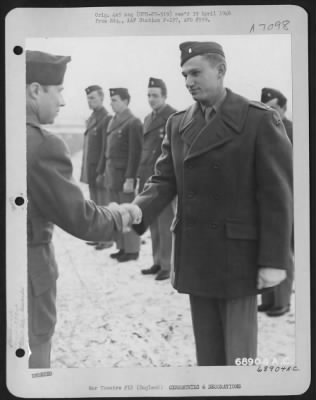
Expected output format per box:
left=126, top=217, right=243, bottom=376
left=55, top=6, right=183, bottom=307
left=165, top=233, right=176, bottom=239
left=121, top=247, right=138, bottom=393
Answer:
left=199, top=88, right=227, bottom=114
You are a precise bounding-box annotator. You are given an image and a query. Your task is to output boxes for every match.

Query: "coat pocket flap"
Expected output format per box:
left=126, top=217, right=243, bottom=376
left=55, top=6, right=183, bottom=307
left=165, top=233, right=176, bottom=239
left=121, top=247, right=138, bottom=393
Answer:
left=225, top=221, right=258, bottom=240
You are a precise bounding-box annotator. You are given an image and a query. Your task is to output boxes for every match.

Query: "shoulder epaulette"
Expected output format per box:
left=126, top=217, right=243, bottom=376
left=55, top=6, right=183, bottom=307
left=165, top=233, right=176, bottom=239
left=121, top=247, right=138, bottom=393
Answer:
left=249, top=101, right=271, bottom=111
left=172, top=109, right=186, bottom=117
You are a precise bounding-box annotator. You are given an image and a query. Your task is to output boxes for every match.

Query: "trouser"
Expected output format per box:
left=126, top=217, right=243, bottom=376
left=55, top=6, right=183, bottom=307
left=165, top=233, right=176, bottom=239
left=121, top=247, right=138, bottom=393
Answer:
left=29, top=340, right=52, bottom=368
left=261, top=261, right=294, bottom=308
left=109, top=190, right=140, bottom=253
left=28, top=277, right=56, bottom=368
left=189, top=294, right=257, bottom=366
left=150, top=202, right=174, bottom=272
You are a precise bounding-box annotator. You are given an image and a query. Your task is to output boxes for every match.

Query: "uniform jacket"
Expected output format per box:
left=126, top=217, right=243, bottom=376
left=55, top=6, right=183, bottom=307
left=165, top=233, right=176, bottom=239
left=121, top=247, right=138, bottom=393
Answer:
left=105, top=108, right=143, bottom=191
left=80, top=106, right=111, bottom=185
left=133, top=88, right=293, bottom=299
left=27, top=111, right=121, bottom=298
left=282, top=117, right=293, bottom=144
left=138, top=104, right=176, bottom=191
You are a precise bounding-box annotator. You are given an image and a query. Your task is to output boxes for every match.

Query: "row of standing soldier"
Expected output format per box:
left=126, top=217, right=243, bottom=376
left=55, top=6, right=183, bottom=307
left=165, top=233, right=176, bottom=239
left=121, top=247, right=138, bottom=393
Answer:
left=80, top=79, right=177, bottom=280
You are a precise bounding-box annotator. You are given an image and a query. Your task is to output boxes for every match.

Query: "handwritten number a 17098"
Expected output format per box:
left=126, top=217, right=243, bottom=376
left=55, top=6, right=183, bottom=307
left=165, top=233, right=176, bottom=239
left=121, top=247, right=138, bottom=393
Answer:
left=250, top=20, right=290, bottom=33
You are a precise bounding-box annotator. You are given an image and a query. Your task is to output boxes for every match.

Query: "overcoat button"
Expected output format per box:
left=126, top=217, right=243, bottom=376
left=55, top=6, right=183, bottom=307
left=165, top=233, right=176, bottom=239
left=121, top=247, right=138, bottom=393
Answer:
left=187, top=192, right=194, bottom=198
left=213, top=163, right=220, bottom=169
left=210, top=223, right=218, bottom=229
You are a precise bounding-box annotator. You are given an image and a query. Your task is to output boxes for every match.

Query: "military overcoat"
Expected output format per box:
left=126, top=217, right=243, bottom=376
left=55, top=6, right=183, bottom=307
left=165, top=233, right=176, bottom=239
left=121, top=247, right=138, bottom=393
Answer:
left=105, top=108, right=143, bottom=191
left=134, top=89, right=293, bottom=299
left=80, top=106, right=111, bottom=185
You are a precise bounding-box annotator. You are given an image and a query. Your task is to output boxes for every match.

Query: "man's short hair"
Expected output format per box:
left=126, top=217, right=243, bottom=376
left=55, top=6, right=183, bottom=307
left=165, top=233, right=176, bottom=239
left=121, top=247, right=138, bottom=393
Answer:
left=202, top=53, right=226, bottom=68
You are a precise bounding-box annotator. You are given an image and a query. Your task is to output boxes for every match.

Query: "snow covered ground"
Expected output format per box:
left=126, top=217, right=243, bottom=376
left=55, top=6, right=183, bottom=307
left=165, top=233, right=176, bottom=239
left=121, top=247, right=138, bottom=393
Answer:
left=50, top=151, right=295, bottom=368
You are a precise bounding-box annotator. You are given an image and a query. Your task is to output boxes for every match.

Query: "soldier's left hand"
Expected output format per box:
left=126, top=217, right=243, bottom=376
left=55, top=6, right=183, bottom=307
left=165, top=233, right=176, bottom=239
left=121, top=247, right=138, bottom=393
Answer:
left=123, top=178, right=135, bottom=193
left=257, top=267, right=287, bottom=289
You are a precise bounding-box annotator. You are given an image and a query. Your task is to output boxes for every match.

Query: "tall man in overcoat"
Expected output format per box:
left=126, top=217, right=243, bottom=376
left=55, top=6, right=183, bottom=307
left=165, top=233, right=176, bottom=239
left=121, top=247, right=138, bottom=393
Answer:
left=104, top=88, right=143, bottom=262
left=80, top=85, right=113, bottom=249
left=259, top=87, right=294, bottom=316
left=132, top=42, right=293, bottom=365
left=138, top=78, right=176, bottom=280
left=26, top=51, right=140, bottom=368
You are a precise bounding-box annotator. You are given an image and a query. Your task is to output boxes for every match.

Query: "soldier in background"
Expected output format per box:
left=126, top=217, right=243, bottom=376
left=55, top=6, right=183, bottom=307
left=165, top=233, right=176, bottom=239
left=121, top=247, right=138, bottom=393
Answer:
left=80, top=85, right=113, bottom=250
left=138, top=78, right=176, bottom=280
left=104, top=88, right=143, bottom=262
left=26, top=51, right=140, bottom=368
left=259, top=87, right=294, bottom=316
left=261, top=88, right=293, bottom=143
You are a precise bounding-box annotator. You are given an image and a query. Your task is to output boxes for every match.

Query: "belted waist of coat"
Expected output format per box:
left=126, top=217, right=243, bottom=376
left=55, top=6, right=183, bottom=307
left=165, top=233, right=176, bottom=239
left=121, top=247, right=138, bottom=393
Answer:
left=27, top=217, right=54, bottom=246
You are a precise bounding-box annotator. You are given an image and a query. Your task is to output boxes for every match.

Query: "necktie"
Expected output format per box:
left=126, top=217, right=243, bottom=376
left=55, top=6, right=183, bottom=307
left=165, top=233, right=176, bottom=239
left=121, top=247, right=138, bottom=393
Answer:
left=204, top=107, right=216, bottom=122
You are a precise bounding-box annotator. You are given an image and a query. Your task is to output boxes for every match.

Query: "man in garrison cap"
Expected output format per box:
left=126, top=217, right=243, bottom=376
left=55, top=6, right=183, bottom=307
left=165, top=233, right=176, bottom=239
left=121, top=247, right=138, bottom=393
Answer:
left=80, top=84, right=113, bottom=250
left=258, top=87, right=294, bottom=317
left=132, top=42, right=293, bottom=365
left=138, top=78, right=176, bottom=280
left=102, top=88, right=143, bottom=262
left=261, top=88, right=293, bottom=143
left=26, top=50, right=141, bottom=368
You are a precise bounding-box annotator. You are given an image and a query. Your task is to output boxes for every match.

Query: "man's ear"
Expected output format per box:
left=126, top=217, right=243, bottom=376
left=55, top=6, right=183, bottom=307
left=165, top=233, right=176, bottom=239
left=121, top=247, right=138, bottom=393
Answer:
left=217, top=63, right=226, bottom=79
left=28, top=82, right=42, bottom=100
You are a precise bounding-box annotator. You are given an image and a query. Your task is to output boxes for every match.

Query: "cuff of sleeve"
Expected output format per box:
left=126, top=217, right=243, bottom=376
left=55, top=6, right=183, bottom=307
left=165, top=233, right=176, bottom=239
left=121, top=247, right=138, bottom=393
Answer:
left=107, top=203, right=123, bottom=232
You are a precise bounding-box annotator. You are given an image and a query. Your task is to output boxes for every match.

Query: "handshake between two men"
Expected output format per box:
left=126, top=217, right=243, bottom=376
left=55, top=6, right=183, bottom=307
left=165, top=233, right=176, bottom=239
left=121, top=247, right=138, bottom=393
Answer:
left=107, top=202, right=142, bottom=233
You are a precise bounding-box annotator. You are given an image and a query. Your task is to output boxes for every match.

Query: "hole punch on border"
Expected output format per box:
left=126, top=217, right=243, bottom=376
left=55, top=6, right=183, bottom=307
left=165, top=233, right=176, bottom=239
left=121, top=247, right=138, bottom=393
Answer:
left=13, top=46, right=23, bottom=55
left=15, top=348, right=25, bottom=358
left=15, top=196, right=25, bottom=206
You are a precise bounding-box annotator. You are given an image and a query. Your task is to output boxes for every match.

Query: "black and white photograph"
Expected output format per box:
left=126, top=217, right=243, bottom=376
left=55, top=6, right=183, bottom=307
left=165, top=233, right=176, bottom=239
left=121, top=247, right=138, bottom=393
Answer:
left=5, top=5, right=310, bottom=398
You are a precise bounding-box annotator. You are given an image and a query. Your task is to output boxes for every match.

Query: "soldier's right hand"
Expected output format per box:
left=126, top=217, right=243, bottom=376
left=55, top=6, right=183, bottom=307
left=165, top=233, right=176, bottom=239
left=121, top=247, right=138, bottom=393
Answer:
left=107, top=203, right=142, bottom=233
left=119, top=203, right=142, bottom=230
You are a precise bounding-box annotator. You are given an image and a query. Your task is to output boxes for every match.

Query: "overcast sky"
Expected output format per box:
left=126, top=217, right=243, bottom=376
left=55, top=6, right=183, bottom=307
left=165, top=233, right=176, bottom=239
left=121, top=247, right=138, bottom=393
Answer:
left=26, top=34, right=292, bottom=125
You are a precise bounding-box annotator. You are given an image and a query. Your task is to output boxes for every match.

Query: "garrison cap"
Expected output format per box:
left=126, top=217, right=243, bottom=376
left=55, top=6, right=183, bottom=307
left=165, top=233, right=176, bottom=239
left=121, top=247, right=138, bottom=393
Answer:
left=109, top=87, right=130, bottom=99
left=26, top=50, right=71, bottom=85
left=85, top=85, right=103, bottom=95
left=179, top=41, right=225, bottom=66
left=148, top=77, right=167, bottom=90
left=261, top=87, right=287, bottom=106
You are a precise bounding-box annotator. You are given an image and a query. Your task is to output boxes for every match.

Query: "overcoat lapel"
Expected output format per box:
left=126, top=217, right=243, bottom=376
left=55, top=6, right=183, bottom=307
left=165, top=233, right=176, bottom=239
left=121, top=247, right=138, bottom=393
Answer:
left=84, top=107, right=107, bottom=136
left=143, top=115, right=152, bottom=135
left=107, top=108, right=133, bottom=133
left=143, top=105, right=173, bottom=135
left=179, top=89, right=249, bottom=161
